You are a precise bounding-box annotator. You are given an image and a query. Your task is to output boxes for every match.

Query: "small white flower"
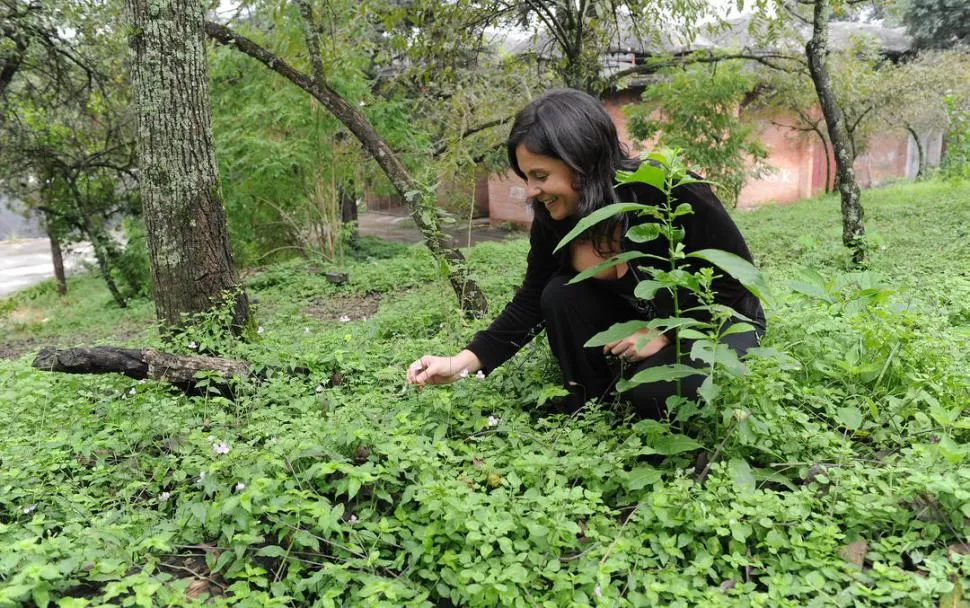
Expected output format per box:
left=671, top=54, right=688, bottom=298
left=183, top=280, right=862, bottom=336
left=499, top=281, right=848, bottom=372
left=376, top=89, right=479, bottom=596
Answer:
left=197, top=471, right=206, bottom=484
left=138, top=379, right=146, bottom=384
left=212, top=442, right=230, bottom=455
left=358, top=100, right=365, bottom=107
left=487, top=415, right=499, bottom=427
left=349, top=514, right=358, bottom=524
left=594, top=584, right=602, bottom=598
left=235, top=482, right=246, bottom=492
left=159, top=491, right=171, bottom=501
left=23, top=504, right=36, bottom=514
left=475, top=370, right=486, bottom=380
left=304, top=327, right=310, bottom=333
left=315, top=384, right=324, bottom=393
left=129, top=387, right=136, bottom=395
left=459, top=369, right=469, bottom=379
left=188, top=341, right=197, bottom=350
left=257, top=326, right=264, bottom=335
left=339, top=315, right=351, bottom=323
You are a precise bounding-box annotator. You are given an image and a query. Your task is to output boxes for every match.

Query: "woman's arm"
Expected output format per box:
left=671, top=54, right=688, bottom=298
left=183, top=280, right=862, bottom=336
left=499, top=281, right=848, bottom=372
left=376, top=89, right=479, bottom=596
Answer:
left=408, top=219, right=560, bottom=383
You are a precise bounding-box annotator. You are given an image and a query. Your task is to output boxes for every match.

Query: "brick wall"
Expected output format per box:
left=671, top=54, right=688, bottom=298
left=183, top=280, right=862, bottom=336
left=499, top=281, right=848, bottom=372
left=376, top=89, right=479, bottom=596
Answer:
left=487, top=170, right=534, bottom=227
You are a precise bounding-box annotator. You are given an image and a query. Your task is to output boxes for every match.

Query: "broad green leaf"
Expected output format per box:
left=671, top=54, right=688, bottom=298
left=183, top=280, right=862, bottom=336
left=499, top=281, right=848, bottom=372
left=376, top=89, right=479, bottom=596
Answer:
left=647, top=316, right=703, bottom=332
left=728, top=458, right=755, bottom=492
left=626, top=223, right=662, bottom=243
left=645, top=150, right=671, bottom=167
left=697, top=374, right=719, bottom=404
left=687, top=249, right=772, bottom=304
left=678, top=328, right=709, bottom=341
left=647, top=433, right=703, bottom=455
left=836, top=406, right=863, bottom=430
left=626, top=466, right=663, bottom=490
left=617, top=364, right=704, bottom=391
left=32, top=586, right=49, bottom=608
left=787, top=280, right=835, bottom=303
left=721, top=322, right=756, bottom=337
left=634, top=280, right=663, bottom=300
left=256, top=545, right=289, bottom=558
left=671, top=202, right=694, bottom=218
left=615, top=161, right=666, bottom=190
left=675, top=174, right=716, bottom=188
left=934, top=434, right=968, bottom=464
left=585, top=320, right=652, bottom=347
left=752, top=467, right=799, bottom=491
left=554, top=203, right=653, bottom=252
left=567, top=251, right=651, bottom=284
left=691, top=340, right=746, bottom=376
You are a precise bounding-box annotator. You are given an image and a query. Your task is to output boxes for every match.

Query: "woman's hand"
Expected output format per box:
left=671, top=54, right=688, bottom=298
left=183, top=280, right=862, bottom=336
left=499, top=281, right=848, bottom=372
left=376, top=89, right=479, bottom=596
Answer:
left=407, top=350, right=482, bottom=386
left=603, top=329, right=669, bottom=363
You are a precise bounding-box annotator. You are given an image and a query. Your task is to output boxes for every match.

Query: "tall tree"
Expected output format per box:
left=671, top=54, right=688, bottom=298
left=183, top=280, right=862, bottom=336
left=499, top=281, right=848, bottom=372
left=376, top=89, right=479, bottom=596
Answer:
left=126, top=0, right=251, bottom=332
left=805, top=0, right=865, bottom=263
left=0, top=0, right=145, bottom=304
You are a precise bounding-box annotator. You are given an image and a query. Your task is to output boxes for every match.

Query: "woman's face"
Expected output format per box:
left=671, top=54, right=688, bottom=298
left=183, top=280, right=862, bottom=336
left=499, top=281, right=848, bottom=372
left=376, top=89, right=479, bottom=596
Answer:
left=515, top=144, right=580, bottom=221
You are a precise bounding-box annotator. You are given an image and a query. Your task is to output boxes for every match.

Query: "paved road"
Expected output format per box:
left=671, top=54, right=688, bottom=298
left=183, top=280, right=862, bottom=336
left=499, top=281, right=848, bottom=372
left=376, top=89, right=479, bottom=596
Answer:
left=0, top=238, right=93, bottom=298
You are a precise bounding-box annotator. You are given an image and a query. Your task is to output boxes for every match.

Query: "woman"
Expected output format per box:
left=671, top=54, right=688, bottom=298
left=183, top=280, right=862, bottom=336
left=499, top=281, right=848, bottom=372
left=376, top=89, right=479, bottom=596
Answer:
left=407, top=88, right=765, bottom=418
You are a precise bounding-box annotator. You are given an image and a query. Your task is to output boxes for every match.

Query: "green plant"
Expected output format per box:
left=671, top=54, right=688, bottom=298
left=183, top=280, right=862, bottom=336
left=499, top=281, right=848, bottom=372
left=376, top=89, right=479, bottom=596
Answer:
left=942, top=95, right=970, bottom=180
left=556, top=149, right=769, bottom=422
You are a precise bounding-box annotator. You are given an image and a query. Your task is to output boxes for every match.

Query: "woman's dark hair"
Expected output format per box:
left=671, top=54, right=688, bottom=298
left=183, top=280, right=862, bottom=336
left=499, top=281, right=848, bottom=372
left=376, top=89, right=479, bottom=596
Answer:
left=507, top=88, right=639, bottom=253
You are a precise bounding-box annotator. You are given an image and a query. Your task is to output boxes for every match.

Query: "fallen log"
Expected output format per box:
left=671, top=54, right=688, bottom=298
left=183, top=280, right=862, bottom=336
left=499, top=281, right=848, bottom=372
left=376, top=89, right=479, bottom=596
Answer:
left=33, top=346, right=251, bottom=389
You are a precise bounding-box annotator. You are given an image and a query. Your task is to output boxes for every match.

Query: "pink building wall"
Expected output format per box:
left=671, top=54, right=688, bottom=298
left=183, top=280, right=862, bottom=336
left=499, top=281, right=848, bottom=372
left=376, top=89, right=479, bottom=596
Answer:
left=487, top=100, right=914, bottom=225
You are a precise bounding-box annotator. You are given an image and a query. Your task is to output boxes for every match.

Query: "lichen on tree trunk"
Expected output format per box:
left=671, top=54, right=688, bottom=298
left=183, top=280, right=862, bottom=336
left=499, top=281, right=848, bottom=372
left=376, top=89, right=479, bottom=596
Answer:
left=805, top=0, right=865, bottom=265
left=125, top=0, right=251, bottom=333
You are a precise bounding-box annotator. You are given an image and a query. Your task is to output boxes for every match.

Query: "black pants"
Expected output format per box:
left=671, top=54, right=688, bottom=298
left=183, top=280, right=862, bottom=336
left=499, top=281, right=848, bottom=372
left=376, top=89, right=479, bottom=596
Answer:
left=540, top=273, right=764, bottom=419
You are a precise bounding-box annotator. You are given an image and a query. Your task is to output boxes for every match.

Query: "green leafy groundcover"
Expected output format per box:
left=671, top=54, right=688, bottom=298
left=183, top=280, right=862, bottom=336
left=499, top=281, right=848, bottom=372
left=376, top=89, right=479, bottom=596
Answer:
left=2, top=180, right=970, bottom=607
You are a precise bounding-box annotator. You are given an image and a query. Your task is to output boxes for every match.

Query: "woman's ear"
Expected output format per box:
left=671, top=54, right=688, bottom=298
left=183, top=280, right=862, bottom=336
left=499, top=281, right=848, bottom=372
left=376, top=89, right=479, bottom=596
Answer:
left=571, top=176, right=581, bottom=191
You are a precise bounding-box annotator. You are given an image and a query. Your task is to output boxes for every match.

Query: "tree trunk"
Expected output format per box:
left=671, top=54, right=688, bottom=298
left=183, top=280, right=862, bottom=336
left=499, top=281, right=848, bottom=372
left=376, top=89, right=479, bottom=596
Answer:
left=32, top=346, right=251, bottom=395
left=81, top=217, right=127, bottom=308
left=204, top=21, right=488, bottom=318
left=814, top=125, right=833, bottom=193
left=340, top=187, right=359, bottom=249
left=127, top=0, right=251, bottom=333
left=906, top=124, right=925, bottom=180
left=42, top=205, right=68, bottom=296
left=805, top=0, right=865, bottom=265
left=33, top=345, right=249, bottom=380
left=47, top=226, right=67, bottom=296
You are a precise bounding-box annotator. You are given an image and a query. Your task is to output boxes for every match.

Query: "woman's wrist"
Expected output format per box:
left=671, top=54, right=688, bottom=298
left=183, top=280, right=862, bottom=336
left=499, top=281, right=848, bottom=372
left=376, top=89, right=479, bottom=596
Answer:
left=451, top=350, right=483, bottom=374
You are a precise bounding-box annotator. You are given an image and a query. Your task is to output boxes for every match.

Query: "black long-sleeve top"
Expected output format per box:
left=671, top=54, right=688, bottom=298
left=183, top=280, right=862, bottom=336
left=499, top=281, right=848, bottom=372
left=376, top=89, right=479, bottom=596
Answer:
left=465, top=179, right=765, bottom=374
